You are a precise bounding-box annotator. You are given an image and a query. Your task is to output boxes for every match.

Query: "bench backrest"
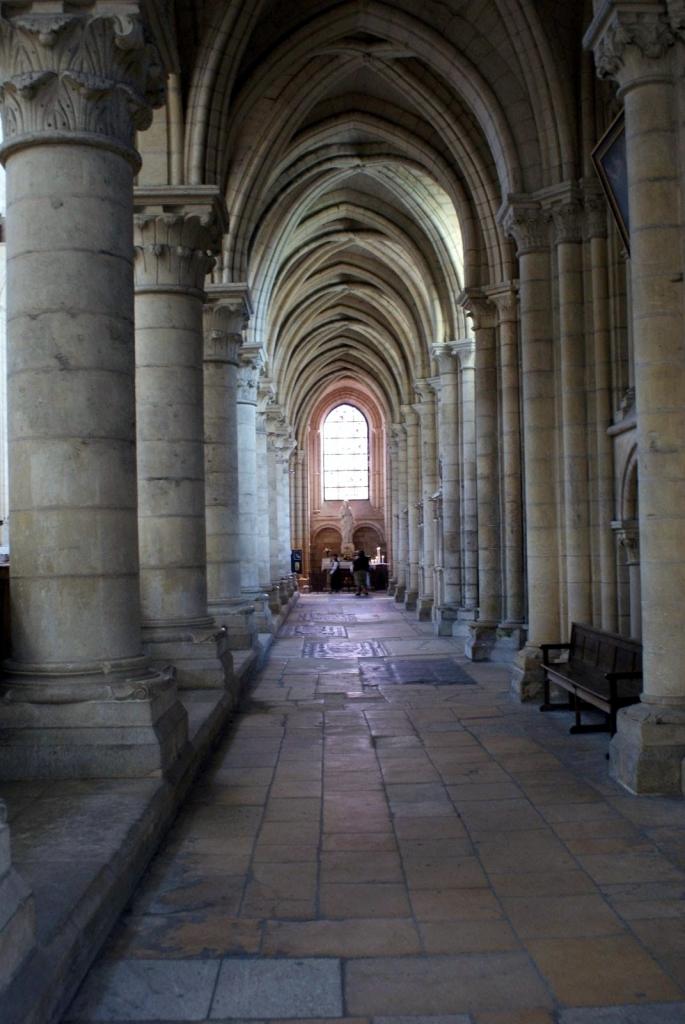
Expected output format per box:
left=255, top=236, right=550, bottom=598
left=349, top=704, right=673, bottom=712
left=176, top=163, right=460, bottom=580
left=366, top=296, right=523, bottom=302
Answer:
left=569, top=623, right=642, bottom=676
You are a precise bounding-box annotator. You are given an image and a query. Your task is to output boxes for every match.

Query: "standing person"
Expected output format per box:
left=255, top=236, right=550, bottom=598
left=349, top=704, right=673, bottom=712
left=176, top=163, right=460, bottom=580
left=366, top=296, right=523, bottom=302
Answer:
left=328, top=553, right=342, bottom=593
left=353, top=549, right=370, bottom=596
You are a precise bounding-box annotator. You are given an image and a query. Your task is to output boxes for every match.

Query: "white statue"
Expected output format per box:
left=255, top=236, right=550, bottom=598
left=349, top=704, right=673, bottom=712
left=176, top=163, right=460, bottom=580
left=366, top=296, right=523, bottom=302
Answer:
left=339, top=499, right=354, bottom=547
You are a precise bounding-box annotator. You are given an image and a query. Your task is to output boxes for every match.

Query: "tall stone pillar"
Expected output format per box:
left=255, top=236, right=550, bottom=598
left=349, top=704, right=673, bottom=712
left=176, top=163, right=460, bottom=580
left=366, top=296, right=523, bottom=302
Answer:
left=432, top=346, right=462, bottom=634
left=0, top=801, right=34, bottom=990
left=414, top=380, right=438, bottom=620
left=585, top=190, right=618, bottom=632
left=292, top=449, right=307, bottom=575
left=134, top=187, right=231, bottom=690
left=203, top=285, right=256, bottom=650
left=236, top=347, right=269, bottom=628
left=255, top=407, right=274, bottom=600
left=0, top=3, right=187, bottom=776
left=500, top=201, right=560, bottom=698
left=552, top=193, right=593, bottom=629
left=453, top=340, right=478, bottom=635
left=391, top=424, right=408, bottom=603
left=387, top=431, right=400, bottom=596
left=267, top=413, right=296, bottom=594
left=461, top=295, right=501, bottom=661
left=489, top=285, right=525, bottom=650
left=402, top=404, right=420, bottom=610
left=587, top=0, right=685, bottom=792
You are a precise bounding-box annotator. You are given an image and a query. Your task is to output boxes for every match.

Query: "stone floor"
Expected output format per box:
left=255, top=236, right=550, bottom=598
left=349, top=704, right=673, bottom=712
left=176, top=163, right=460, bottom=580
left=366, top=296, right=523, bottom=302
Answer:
left=63, top=595, right=685, bottom=1023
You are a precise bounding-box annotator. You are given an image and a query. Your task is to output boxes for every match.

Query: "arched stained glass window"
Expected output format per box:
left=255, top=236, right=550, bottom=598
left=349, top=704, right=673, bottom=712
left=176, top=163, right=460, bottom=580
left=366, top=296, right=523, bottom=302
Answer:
left=322, top=404, right=369, bottom=500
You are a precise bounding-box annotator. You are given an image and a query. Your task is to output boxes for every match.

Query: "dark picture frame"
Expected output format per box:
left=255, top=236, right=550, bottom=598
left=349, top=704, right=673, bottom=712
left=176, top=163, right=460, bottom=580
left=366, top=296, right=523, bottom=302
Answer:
left=592, top=111, right=630, bottom=252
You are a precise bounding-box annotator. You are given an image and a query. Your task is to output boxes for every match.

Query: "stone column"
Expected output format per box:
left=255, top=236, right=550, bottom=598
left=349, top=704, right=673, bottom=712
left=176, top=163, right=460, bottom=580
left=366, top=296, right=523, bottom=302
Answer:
left=414, top=380, right=438, bottom=620
left=0, top=801, right=34, bottom=990
left=267, top=414, right=296, bottom=599
left=453, top=339, right=478, bottom=634
left=431, top=346, right=462, bottom=633
left=0, top=3, right=187, bottom=777
left=552, top=192, right=593, bottom=629
left=391, top=423, right=408, bottom=602
left=134, top=187, right=231, bottom=690
left=236, top=347, right=270, bottom=629
left=615, top=522, right=642, bottom=640
left=461, top=295, right=501, bottom=661
left=489, top=285, right=525, bottom=652
left=203, top=284, right=256, bottom=650
left=500, top=201, right=560, bottom=698
left=387, top=431, right=400, bottom=596
left=402, top=404, right=420, bottom=610
left=586, top=1, right=685, bottom=792
left=585, top=190, right=618, bottom=632
left=255, top=408, right=274, bottom=601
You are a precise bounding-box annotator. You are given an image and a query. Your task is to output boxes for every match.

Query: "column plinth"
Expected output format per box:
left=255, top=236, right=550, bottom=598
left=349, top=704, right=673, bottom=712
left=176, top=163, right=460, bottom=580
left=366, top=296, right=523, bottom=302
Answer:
left=586, top=0, right=685, bottom=792
left=0, top=3, right=188, bottom=776
left=134, top=186, right=232, bottom=689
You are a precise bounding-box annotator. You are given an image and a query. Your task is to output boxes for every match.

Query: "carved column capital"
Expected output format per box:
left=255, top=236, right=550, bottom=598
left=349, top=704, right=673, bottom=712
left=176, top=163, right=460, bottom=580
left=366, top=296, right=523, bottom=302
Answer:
left=551, top=200, right=584, bottom=246
left=0, top=2, right=165, bottom=163
left=458, top=289, right=497, bottom=331
left=203, top=284, right=252, bottom=365
left=584, top=2, right=675, bottom=88
left=450, top=338, right=476, bottom=370
left=486, top=284, right=519, bottom=323
left=613, top=519, right=641, bottom=564
left=237, top=345, right=264, bottom=405
left=431, top=343, right=458, bottom=377
left=584, top=188, right=609, bottom=240
left=498, top=199, right=549, bottom=256
left=133, top=186, right=228, bottom=294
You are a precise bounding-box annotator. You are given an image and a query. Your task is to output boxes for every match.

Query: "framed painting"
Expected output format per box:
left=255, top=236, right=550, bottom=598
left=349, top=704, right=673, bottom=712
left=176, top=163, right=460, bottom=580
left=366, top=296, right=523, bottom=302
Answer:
left=592, top=111, right=630, bottom=252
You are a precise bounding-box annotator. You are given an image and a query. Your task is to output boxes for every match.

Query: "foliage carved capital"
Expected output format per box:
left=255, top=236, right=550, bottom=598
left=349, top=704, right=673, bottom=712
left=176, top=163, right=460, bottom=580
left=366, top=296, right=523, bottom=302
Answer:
left=0, top=1, right=164, bottom=158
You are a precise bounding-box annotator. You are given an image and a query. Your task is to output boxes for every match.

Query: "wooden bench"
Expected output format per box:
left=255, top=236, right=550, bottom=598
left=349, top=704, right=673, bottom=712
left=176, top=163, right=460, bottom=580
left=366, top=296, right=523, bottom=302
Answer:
left=540, top=623, right=642, bottom=736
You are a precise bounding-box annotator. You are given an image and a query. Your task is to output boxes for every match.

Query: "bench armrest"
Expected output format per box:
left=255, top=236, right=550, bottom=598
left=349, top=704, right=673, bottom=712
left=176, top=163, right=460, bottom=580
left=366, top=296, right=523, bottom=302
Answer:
left=541, top=642, right=570, bottom=664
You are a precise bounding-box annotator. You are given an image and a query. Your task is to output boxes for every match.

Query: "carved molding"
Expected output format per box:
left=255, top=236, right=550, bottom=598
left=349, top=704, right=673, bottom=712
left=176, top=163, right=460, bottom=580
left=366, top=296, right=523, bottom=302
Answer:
left=431, top=343, right=458, bottom=377
left=450, top=338, right=476, bottom=370
left=613, top=519, right=640, bottom=564
left=203, top=288, right=251, bottom=365
left=0, top=2, right=164, bottom=156
left=584, top=190, right=609, bottom=240
left=134, top=187, right=227, bottom=293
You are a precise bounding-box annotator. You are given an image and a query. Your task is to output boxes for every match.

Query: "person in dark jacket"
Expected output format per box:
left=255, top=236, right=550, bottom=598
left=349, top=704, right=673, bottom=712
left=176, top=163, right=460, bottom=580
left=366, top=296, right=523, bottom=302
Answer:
left=352, top=549, right=370, bottom=596
left=329, top=554, right=342, bottom=592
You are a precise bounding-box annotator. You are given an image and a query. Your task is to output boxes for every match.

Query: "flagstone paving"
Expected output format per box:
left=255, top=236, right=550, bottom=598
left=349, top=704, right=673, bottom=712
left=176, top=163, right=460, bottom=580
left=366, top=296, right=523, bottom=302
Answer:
left=63, top=594, right=685, bottom=1023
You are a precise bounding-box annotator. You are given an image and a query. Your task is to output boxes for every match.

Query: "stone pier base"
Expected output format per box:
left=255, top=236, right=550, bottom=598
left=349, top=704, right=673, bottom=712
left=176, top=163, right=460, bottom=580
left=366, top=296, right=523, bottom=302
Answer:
left=394, top=584, right=407, bottom=603
left=417, top=596, right=434, bottom=621
left=434, top=603, right=459, bottom=636
left=610, top=703, right=685, bottom=796
left=510, top=643, right=545, bottom=701
left=464, top=622, right=498, bottom=661
left=404, top=590, right=418, bottom=611
left=143, top=621, right=232, bottom=690
left=210, top=600, right=257, bottom=651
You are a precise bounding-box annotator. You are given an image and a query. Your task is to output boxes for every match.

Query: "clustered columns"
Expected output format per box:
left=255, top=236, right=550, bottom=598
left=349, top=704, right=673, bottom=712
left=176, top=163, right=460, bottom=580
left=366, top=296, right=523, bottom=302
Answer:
left=401, top=404, right=421, bottom=610
left=266, top=410, right=297, bottom=603
left=586, top=0, right=685, bottom=793
left=501, top=201, right=560, bottom=699
left=387, top=430, right=401, bottom=597
left=133, top=187, right=232, bottom=690
left=203, top=284, right=256, bottom=651
left=0, top=2, right=187, bottom=777
left=431, top=345, right=461, bottom=634
left=460, top=294, right=501, bottom=661
left=414, top=381, right=438, bottom=620
left=454, top=340, right=478, bottom=634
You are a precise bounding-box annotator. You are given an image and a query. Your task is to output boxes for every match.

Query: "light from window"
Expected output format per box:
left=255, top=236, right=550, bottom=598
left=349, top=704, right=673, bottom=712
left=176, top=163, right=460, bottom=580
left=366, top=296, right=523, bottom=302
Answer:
left=322, top=404, right=369, bottom=500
